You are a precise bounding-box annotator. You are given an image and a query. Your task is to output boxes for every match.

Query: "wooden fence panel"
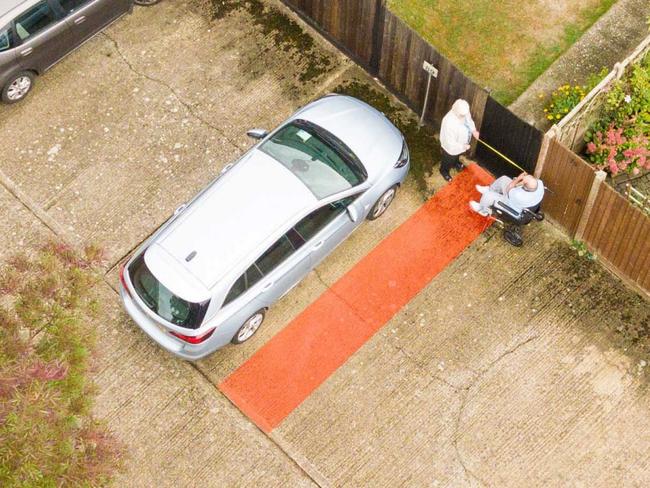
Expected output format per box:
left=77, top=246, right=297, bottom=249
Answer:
left=475, top=97, right=543, bottom=178
left=282, top=0, right=380, bottom=67
left=539, top=139, right=596, bottom=235
left=583, top=183, right=650, bottom=293
left=378, top=11, right=487, bottom=129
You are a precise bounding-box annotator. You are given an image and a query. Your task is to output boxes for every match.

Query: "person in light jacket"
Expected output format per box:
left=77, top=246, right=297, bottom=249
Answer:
left=469, top=172, right=545, bottom=216
left=439, top=99, right=479, bottom=182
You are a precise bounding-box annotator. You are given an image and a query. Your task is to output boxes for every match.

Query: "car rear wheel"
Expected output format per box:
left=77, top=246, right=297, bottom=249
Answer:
left=367, top=185, right=397, bottom=220
left=2, top=71, right=35, bottom=104
left=231, top=310, right=265, bottom=344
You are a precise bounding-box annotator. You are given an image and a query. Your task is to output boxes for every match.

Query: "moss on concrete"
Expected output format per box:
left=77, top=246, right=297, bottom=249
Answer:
left=204, top=0, right=332, bottom=83
left=333, top=79, right=440, bottom=198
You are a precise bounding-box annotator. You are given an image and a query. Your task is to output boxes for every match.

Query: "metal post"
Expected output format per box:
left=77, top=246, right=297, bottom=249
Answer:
left=419, top=72, right=432, bottom=127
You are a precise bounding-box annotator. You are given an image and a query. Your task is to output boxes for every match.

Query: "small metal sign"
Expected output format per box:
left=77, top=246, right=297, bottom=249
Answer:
left=423, top=61, right=439, bottom=78
left=420, top=61, right=439, bottom=126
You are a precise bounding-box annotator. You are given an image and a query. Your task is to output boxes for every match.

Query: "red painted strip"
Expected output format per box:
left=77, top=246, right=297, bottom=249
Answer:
left=220, top=164, right=494, bottom=432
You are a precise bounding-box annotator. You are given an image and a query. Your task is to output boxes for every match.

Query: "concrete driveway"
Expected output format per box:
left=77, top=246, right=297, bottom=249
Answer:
left=1, top=1, right=648, bottom=486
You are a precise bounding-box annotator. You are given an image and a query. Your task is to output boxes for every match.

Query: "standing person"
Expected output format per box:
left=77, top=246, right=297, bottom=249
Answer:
left=439, top=99, right=480, bottom=182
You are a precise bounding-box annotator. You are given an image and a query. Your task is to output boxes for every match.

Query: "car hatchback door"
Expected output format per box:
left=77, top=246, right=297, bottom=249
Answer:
left=59, top=0, right=132, bottom=47
left=14, top=0, right=70, bottom=73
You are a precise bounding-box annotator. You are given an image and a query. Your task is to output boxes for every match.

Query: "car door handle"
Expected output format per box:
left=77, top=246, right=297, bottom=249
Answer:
left=20, top=47, right=33, bottom=57
left=311, top=240, right=324, bottom=251
left=74, top=16, right=87, bottom=25
left=261, top=282, right=273, bottom=292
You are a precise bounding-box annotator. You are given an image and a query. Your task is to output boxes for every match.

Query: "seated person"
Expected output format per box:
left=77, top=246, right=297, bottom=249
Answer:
left=469, top=172, right=544, bottom=217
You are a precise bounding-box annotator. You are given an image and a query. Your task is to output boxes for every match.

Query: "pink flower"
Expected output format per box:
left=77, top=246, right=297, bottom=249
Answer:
left=586, top=142, right=597, bottom=153
left=632, top=167, right=640, bottom=175
left=609, top=161, right=619, bottom=174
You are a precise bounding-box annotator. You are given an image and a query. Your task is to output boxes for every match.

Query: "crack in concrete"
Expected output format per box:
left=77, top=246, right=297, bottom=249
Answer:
left=102, top=32, right=246, bottom=153
left=451, top=334, right=540, bottom=487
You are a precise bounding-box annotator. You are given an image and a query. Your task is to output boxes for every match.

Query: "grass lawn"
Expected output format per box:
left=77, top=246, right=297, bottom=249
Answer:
left=387, top=0, right=617, bottom=104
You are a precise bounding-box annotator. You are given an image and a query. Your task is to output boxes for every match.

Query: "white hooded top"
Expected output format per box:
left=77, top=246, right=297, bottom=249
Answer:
left=440, top=110, right=476, bottom=156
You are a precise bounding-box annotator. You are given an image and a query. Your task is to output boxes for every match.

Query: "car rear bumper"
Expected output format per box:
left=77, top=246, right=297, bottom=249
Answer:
left=120, top=285, right=231, bottom=361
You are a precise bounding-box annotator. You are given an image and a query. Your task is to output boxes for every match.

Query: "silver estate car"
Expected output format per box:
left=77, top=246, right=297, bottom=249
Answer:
left=0, top=0, right=133, bottom=104
left=120, top=95, right=410, bottom=360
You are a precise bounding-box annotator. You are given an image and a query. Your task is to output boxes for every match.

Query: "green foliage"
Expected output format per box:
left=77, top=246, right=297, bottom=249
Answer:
left=543, top=69, right=607, bottom=122
left=0, top=241, right=121, bottom=487
left=570, top=239, right=596, bottom=260
left=585, top=54, right=650, bottom=175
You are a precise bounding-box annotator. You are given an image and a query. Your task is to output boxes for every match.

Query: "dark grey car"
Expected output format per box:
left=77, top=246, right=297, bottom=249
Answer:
left=0, top=0, right=133, bottom=103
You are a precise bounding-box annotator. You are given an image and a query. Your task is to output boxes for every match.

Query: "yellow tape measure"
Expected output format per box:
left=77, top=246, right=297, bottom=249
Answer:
left=477, top=139, right=527, bottom=174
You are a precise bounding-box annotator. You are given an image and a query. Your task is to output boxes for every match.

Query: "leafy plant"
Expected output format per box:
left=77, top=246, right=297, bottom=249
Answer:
left=570, top=239, right=596, bottom=260
left=542, top=69, right=608, bottom=122
left=0, top=241, right=122, bottom=487
left=585, top=54, right=650, bottom=175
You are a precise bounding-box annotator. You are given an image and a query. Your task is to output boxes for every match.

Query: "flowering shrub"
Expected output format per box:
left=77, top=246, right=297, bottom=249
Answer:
left=544, top=84, right=588, bottom=122
left=0, top=242, right=122, bottom=486
left=585, top=54, right=650, bottom=175
left=543, top=70, right=607, bottom=122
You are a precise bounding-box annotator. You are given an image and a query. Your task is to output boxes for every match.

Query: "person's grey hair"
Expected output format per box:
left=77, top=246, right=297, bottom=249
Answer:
left=452, top=99, right=470, bottom=118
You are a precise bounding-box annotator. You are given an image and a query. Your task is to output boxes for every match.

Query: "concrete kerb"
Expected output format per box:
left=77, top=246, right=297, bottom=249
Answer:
left=0, top=168, right=72, bottom=243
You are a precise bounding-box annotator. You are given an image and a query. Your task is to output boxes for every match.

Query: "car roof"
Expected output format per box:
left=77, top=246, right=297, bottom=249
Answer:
left=150, top=150, right=317, bottom=298
left=0, top=0, right=39, bottom=27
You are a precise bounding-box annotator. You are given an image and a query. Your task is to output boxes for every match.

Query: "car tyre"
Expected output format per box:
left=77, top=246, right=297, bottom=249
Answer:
left=367, top=185, right=397, bottom=221
left=2, top=71, right=35, bottom=104
left=231, top=309, right=266, bottom=344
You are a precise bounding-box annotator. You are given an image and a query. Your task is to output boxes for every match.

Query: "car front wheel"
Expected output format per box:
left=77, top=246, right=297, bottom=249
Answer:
left=367, top=185, right=397, bottom=220
left=2, top=71, right=35, bottom=104
left=231, top=310, right=266, bottom=344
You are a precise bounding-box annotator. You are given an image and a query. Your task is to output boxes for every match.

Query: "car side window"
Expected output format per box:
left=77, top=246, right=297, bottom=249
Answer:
left=294, top=195, right=357, bottom=242
left=223, top=266, right=263, bottom=306
left=0, top=25, right=13, bottom=52
left=255, top=234, right=297, bottom=275
left=14, top=1, right=59, bottom=41
left=58, top=0, right=92, bottom=14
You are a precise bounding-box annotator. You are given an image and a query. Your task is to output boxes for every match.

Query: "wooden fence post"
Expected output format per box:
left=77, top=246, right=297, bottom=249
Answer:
left=575, top=170, right=607, bottom=240
left=535, top=126, right=557, bottom=178
left=369, top=0, right=387, bottom=76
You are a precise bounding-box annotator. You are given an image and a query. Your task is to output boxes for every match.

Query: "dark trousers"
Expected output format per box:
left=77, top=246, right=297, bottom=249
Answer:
left=440, top=150, right=460, bottom=177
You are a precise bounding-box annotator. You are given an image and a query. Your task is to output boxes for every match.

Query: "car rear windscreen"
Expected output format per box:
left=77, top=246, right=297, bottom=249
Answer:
left=129, top=254, right=209, bottom=330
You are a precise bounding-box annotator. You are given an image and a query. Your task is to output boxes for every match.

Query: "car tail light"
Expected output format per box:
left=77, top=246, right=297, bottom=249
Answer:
left=170, top=328, right=216, bottom=345
left=394, top=141, right=409, bottom=168
left=119, top=262, right=132, bottom=298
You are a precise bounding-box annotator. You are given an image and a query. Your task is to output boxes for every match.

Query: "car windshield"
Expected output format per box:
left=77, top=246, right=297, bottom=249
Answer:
left=129, top=254, right=209, bottom=330
left=260, top=119, right=367, bottom=199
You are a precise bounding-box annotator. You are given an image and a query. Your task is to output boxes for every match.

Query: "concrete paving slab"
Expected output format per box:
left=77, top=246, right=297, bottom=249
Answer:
left=276, top=222, right=650, bottom=486
left=94, top=282, right=316, bottom=487
left=0, top=183, right=55, bottom=260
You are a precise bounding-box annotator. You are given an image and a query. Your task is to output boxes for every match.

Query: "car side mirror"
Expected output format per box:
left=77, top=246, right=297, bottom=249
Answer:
left=347, top=204, right=361, bottom=223
left=247, top=128, right=269, bottom=140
